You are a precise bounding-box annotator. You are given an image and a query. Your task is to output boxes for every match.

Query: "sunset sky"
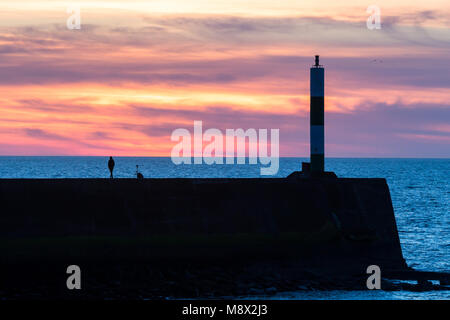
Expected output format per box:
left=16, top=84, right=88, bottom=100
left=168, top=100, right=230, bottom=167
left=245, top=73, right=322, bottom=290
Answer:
left=0, top=0, right=449, bottom=157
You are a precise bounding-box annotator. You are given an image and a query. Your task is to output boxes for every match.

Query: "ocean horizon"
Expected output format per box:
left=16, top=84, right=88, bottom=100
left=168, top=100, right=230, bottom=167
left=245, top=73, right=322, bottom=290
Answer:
left=0, top=156, right=448, bottom=299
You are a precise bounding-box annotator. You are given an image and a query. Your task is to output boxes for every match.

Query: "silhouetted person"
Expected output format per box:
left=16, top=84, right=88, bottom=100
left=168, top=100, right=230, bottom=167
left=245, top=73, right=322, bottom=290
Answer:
left=136, top=165, right=144, bottom=180
left=108, top=156, right=115, bottom=178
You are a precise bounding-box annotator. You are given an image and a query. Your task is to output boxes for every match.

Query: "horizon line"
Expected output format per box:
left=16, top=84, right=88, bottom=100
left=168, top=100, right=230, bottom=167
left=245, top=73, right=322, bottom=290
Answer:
left=0, top=155, right=449, bottom=160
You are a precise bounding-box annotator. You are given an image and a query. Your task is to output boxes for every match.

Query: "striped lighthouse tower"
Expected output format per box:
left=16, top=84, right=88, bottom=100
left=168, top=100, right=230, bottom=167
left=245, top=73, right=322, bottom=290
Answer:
left=310, top=55, right=325, bottom=173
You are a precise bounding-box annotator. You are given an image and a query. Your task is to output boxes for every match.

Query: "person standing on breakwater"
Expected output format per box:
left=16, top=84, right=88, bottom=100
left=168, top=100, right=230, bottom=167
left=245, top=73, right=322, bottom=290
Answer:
left=136, top=165, right=144, bottom=180
left=108, top=156, right=115, bottom=178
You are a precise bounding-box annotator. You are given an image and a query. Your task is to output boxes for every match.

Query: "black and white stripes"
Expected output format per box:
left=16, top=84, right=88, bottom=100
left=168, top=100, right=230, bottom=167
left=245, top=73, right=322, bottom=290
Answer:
left=310, top=56, right=324, bottom=173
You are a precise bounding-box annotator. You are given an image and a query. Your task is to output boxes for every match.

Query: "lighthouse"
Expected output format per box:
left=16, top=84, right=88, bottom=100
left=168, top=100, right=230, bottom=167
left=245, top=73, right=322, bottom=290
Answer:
left=310, top=55, right=325, bottom=173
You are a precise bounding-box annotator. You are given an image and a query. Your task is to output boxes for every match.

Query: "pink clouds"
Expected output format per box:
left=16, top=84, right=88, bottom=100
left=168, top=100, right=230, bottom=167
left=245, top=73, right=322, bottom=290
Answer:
left=0, top=7, right=449, bottom=157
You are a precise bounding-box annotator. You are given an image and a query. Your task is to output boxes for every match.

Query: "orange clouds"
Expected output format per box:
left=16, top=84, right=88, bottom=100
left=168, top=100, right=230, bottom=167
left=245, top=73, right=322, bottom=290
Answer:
left=0, top=3, right=449, bottom=157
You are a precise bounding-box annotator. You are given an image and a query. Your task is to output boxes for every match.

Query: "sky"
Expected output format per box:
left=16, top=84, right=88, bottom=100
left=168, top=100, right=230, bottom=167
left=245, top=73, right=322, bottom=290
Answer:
left=0, top=0, right=449, bottom=157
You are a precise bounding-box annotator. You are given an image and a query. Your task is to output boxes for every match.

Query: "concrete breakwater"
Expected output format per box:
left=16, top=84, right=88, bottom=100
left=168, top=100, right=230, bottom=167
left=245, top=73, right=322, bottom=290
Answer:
left=0, top=175, right=406, bottom=271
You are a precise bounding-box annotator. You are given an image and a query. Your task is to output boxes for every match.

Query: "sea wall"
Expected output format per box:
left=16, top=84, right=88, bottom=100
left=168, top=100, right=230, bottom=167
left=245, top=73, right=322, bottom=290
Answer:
left=0, top=176, right=406, bottom=271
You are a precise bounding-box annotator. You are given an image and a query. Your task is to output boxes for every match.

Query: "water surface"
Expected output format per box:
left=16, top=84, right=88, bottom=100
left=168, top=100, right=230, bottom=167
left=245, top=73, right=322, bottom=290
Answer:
left=0, top=157, right=448, bottom=299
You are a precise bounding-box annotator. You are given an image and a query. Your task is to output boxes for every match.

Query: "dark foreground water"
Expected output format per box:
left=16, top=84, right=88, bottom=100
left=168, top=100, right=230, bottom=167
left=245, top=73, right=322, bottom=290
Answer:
left=0, top=157, right=448, bottom=300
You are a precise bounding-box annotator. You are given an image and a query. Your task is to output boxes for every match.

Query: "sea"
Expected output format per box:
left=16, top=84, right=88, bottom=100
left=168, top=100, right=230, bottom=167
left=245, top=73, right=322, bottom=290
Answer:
left=0, top=156, right=448, bottom=300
